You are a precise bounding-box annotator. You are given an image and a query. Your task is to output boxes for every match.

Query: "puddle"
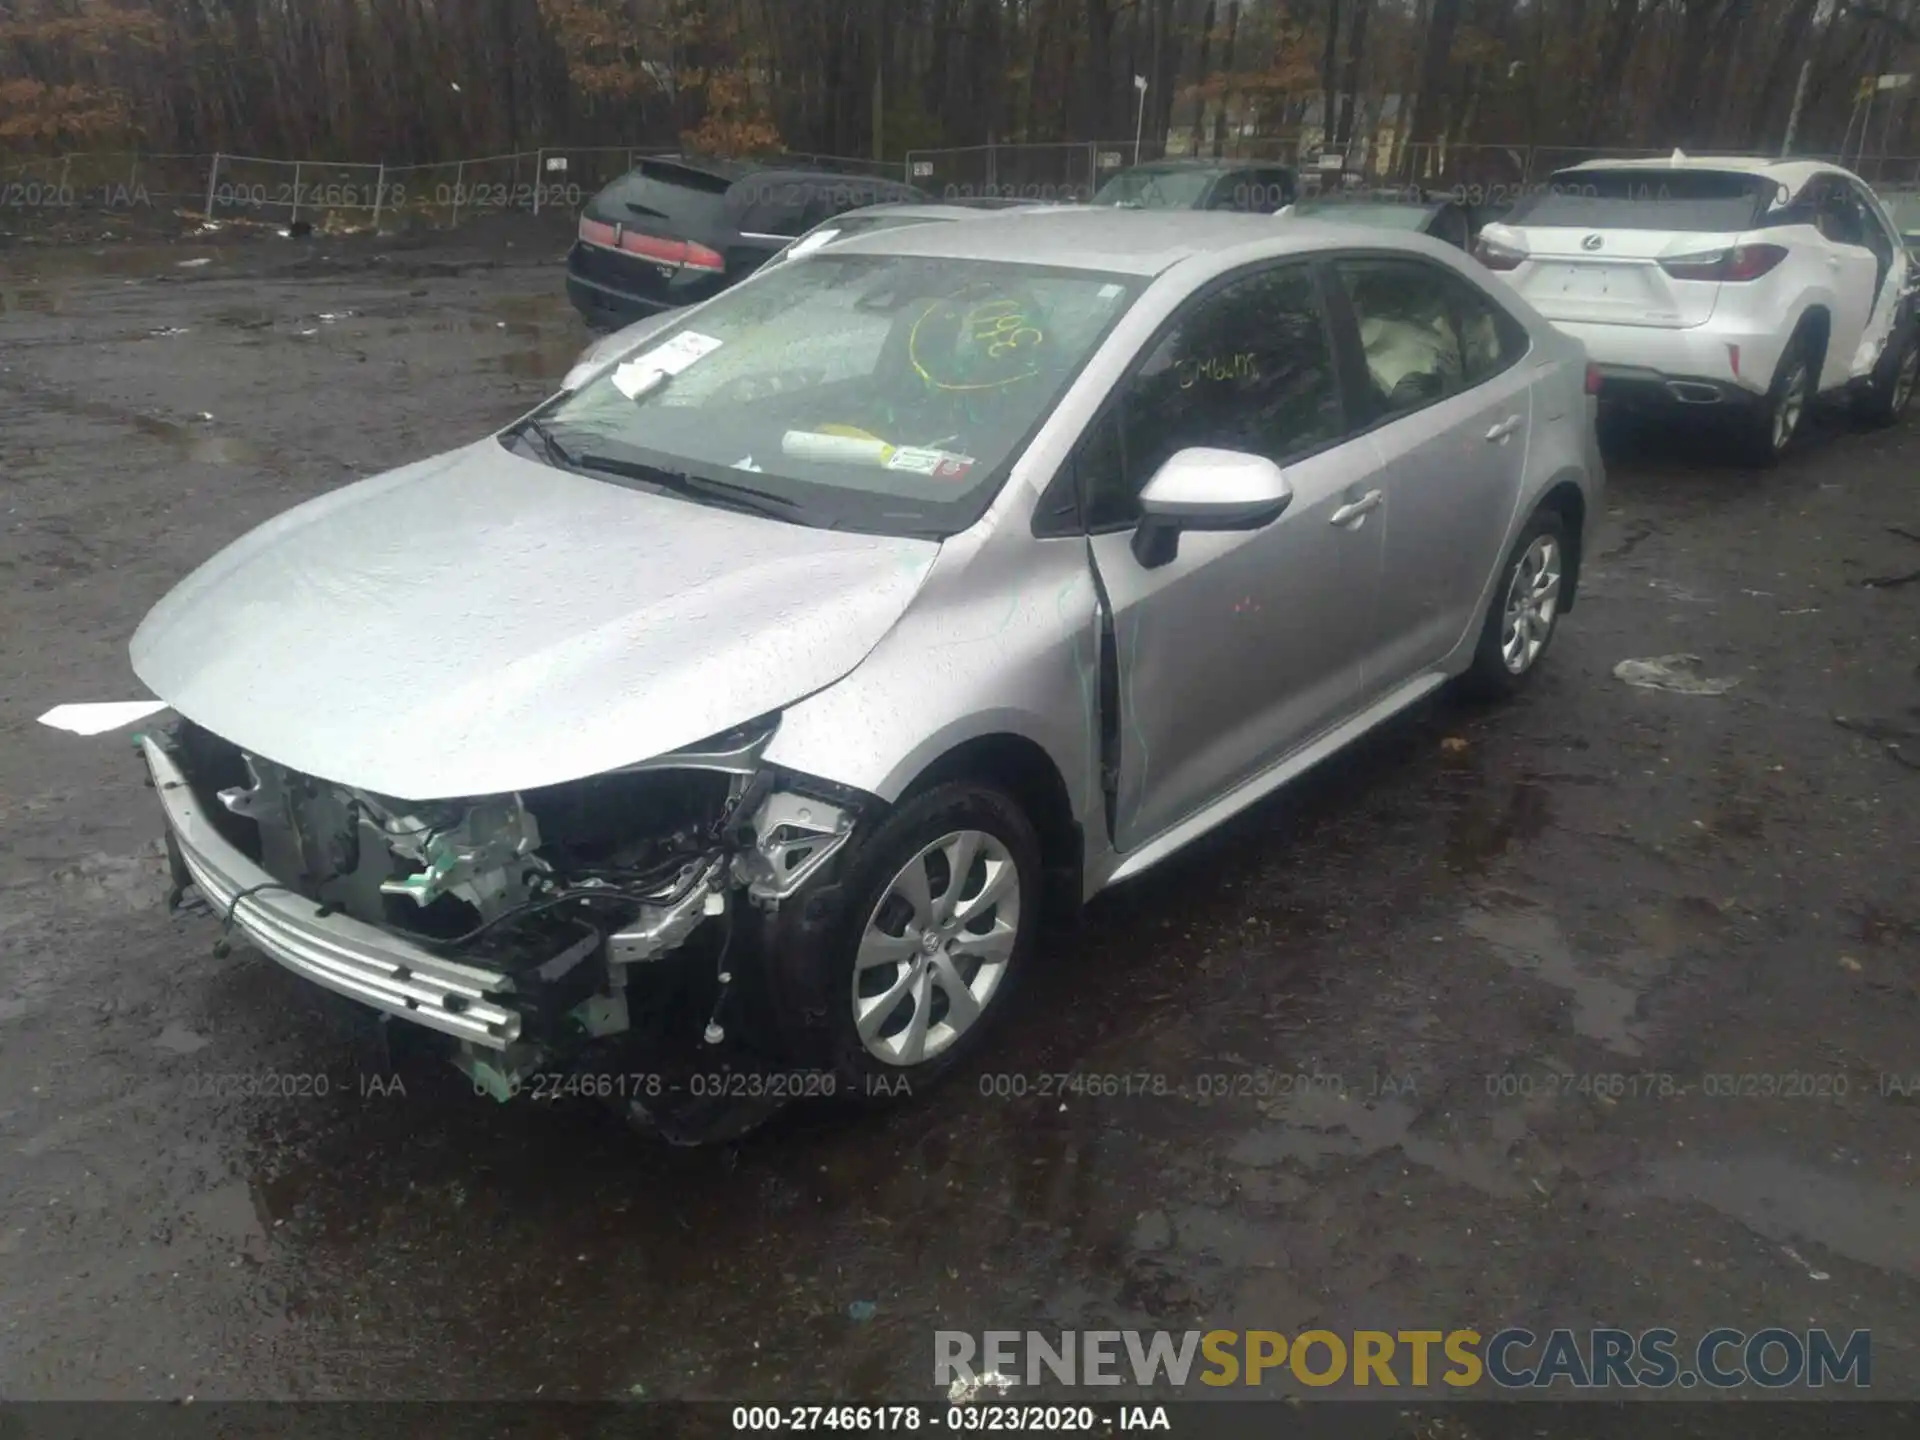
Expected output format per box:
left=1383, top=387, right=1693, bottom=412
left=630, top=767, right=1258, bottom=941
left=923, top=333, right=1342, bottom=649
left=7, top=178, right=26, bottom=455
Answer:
left=1228, top=1090, right=1531, bottom=1199
left=131, top=413, right=263, bottom=465
left=497, top=332, right=585, bottom=382
left=1613, top=1155, right=1920, bottom=1280
left=9, top=381, right=264, bottom=465
left=1460, top=893, right=1647, bottom=1054
left=0, top=283, right=65, bottom=315
left=1446, top=779, right=1553, bottom=873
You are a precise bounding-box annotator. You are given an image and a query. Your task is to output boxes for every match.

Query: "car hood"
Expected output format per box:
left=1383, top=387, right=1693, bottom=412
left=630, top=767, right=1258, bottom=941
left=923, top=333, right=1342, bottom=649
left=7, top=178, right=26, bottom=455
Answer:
left=130, top=440, right=939, bottom=800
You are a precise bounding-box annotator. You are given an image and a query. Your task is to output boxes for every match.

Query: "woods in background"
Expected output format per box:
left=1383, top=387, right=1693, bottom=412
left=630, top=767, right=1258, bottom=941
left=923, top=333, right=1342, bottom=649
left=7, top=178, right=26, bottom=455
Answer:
left=1, top=0, right=1916, bottom=165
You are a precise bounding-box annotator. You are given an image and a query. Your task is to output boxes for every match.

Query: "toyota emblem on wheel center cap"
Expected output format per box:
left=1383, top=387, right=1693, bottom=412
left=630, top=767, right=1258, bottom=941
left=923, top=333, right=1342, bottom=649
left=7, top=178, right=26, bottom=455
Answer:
left=1581, top=233, right=1604, bottom=251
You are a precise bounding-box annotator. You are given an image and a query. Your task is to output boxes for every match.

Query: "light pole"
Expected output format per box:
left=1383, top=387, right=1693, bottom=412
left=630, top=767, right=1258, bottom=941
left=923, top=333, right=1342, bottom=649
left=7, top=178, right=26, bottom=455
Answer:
left=1133, top=74, right=1149, bottom=165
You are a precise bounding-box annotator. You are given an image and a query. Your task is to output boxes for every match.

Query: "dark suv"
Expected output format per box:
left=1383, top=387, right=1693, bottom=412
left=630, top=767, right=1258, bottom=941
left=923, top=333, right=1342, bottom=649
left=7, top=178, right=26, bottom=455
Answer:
left=1089, top=159, right=1296, bottom=212
left=566, top=156, right=927, bottom=329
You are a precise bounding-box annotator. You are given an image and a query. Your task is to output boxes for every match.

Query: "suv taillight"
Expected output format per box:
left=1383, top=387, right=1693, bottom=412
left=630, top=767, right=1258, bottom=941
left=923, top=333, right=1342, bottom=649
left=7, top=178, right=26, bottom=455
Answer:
left=614, top=230, right=726, bottom=274
left=1474, top=235, right=1526, bottom=271
left=1658, top=243, right=1789, bottom=282
left=579, top=217, right=617, bottom=248
left=1585, top=363, right=1603, bottom=395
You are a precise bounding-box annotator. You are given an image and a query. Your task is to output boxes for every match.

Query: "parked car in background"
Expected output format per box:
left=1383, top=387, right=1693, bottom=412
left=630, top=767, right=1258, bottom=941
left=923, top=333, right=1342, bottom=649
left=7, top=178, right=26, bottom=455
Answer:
left=564, top=202, right=1040, bottom=389
left=1091, top=158, right=1296, bottom=212
left=1278, top=189, right=1488, bottom=252
left=1476, top=155, right=1916, bottom=462
left=129, top=212, right=1600, bottom=1144
left=565, top=154, right=926, bottom=329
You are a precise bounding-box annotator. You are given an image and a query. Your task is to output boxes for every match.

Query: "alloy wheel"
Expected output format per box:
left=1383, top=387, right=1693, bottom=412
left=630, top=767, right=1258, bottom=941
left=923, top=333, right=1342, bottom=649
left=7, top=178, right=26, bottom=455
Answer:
left=1773, top=362, right=1808, bottom=451
left=1893, top=345, right=1918, bottom=416
left=1501, top=534, right=1562, bottom=675
left=853, top=829, right=1020, bottom=1067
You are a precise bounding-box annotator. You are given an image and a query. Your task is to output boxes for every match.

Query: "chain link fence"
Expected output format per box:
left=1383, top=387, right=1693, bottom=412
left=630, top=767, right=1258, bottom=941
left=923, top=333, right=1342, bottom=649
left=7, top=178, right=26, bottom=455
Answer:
left=0, top=146, right=906, bottom=234
left=10, top=141, right=1920, bottom=233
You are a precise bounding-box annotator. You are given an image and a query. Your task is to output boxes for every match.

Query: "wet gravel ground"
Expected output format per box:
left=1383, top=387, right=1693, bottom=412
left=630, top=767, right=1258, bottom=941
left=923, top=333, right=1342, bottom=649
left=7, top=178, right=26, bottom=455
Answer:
left=1, top=217, right=1917, bottom=1407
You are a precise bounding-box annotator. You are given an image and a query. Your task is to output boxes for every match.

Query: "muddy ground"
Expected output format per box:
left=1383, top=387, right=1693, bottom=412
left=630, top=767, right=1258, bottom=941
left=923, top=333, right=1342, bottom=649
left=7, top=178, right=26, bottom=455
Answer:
left=1, top=215, right=1917, bottom=1412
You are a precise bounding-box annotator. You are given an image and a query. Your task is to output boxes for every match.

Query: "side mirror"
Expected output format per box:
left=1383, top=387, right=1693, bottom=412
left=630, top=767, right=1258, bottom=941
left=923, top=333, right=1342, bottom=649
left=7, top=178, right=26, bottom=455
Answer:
left=1132, top=447, right=1294, bottom=568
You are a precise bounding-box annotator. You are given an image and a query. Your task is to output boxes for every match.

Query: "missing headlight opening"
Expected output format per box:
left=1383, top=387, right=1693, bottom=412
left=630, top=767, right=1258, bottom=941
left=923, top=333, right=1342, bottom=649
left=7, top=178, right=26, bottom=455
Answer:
left=159, top=714, right=862, bottom=1122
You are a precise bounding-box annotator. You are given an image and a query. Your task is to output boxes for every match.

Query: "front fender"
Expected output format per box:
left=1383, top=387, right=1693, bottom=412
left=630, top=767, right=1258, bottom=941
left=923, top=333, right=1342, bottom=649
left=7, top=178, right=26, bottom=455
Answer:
left=759, top=540, right=1102, bottom=825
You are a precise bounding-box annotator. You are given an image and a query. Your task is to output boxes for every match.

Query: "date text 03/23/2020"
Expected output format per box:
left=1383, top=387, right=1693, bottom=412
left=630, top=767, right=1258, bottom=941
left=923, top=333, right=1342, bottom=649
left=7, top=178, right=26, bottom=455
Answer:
left=730, top=1406, right=1167, bottom=1432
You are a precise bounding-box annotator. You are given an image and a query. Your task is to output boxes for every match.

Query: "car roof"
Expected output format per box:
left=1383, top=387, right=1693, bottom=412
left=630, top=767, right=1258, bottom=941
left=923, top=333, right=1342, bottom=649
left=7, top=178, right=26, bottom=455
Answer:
left=817, top=208, right=1451, bottom=275
left=829, top=201, right=1025, bottom=223
left=1294, top=194, right=1442, bottom=211
left=1557, top=153, right=1850, bottom=193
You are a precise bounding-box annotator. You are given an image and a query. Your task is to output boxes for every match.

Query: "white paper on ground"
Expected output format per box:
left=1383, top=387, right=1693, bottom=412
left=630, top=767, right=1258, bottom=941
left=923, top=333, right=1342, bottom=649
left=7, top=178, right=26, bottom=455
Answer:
left=38, top=700, right=170, bottom=735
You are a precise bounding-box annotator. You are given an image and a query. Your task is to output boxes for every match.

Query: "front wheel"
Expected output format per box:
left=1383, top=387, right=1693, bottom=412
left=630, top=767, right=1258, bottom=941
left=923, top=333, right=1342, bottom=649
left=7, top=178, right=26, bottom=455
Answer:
left=1460, top=508, right=1568, bottom=700
left=783, top=782, right=1044, bottom=1104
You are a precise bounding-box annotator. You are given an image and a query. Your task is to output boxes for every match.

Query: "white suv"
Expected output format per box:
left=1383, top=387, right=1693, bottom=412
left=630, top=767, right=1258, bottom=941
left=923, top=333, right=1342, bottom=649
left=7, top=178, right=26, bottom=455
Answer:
left=1476, top=155, right=1917, bottom=463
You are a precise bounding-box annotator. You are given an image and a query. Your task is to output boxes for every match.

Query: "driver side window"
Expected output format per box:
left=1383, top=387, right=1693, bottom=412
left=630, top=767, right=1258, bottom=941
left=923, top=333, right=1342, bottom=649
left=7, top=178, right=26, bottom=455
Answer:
left=1079, top=264, right=1344, bottom=530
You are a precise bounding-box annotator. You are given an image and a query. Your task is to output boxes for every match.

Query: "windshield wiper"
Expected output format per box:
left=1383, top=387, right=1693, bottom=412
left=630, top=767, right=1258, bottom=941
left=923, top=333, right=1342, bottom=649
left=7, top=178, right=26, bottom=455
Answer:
left=571, top=452, right=809, bottom=523
left=505, top=415, right=576, bottom=469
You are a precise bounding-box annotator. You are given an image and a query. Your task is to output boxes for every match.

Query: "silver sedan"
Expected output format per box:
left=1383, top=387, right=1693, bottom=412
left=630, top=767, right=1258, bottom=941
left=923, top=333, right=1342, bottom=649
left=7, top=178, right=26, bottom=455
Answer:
left=129, top=210, right=1603, bottom=1141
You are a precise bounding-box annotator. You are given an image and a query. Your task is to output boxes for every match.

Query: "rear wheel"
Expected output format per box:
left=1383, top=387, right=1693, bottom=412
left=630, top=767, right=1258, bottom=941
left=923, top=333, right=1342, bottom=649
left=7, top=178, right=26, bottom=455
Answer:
left=1738, top=333, right=1814, bottom=466
left=1461, top=508, right=1567, bottom=700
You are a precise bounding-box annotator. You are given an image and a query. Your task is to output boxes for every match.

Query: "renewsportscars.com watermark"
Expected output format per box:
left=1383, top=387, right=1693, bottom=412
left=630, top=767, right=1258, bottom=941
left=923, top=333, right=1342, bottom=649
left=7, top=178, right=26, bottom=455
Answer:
left=935, top=1327, right=1871, bottom=1391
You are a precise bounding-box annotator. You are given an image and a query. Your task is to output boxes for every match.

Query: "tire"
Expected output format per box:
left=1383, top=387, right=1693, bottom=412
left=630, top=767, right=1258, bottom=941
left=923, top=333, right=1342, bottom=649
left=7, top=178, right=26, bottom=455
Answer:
left=778, top=782, right=1043, bottom=1105
left=1737, top=330, right=1816, bottom=467
left=1460, top=507, right=1569, bottom=700
left=1855, top=314, right=1919, bottom=428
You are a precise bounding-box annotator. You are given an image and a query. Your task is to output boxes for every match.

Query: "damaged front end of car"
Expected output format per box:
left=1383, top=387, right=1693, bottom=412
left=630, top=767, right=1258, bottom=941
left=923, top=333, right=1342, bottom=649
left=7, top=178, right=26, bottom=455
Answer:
left=144, top=710, right=873, bottom=1130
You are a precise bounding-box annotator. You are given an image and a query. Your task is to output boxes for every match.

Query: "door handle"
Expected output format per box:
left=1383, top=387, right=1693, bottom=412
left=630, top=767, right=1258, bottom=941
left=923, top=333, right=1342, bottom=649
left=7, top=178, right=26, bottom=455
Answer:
left=1485, top=415, right=1522, bottom=442
left=1329, top=489, right=1383, bottom=527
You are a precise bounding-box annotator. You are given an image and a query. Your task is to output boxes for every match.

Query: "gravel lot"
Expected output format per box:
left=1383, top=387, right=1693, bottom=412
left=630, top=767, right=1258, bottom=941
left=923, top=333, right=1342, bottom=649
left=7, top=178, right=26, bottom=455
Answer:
left=1, top=216, right=1917, bottom=1412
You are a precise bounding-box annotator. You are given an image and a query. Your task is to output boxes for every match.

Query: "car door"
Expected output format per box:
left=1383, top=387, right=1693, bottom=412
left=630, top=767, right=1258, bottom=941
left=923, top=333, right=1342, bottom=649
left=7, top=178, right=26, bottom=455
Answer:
left=1807, top=177, right=1881, bottom=389
left=1845, top=176, right=1910, bottom=361
left=1076, top=263, right=1385, bottom=853
left=1326, top=253, right=1535, bottom=687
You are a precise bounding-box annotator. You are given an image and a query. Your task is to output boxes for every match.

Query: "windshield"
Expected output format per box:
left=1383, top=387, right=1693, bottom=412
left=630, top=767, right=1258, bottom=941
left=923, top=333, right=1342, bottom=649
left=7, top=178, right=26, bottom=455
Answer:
left=528, top=254, right=1141, bottom=538
left=1093, top=168, right=1218, bottom=208
left=1291, top=201, right=1436, bottom=230
left=1506, top=169, right=1770, bottom=231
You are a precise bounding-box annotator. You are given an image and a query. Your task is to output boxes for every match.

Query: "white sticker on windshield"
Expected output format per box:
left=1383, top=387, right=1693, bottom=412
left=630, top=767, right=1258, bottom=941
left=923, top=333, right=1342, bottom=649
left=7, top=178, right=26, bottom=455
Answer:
left=640, top=329, right=723, bottom=373
left=611, top=330, right=723, bottom=395
left=610, top=363, right=667, bottom=399
left=1098, top=283, right=1123, bottom=299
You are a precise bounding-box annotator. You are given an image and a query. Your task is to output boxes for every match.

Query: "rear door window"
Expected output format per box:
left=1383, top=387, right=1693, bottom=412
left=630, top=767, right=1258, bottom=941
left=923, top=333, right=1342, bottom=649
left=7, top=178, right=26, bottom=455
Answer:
left=1508, top=169, right=1772, bottom=231
left=1334, top=257, right=1467, bottom=415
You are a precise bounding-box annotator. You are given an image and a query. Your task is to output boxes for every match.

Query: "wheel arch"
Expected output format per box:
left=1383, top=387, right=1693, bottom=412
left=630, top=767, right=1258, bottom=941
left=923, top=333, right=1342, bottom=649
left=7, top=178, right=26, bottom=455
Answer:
left=1534, top=476, right=1587, bottom=610
left=1791, top=302, right=1833, bottom=382
left=894, top=731, right=1085, bottom=927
